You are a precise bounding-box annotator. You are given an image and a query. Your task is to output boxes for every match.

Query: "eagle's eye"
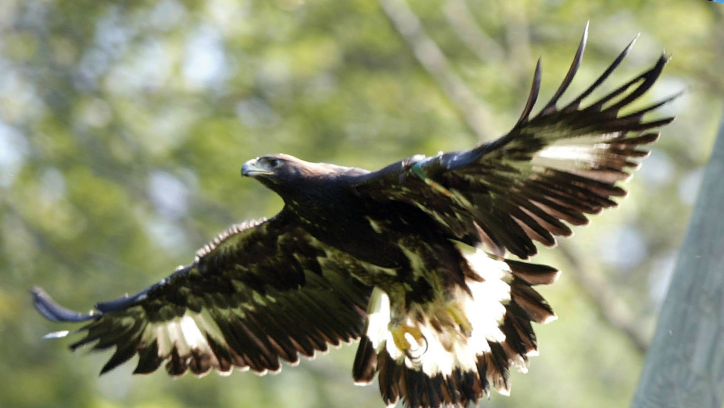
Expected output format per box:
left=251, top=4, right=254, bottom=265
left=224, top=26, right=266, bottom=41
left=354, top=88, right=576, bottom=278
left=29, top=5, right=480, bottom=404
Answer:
left=269, top=159, right=281, bottom=168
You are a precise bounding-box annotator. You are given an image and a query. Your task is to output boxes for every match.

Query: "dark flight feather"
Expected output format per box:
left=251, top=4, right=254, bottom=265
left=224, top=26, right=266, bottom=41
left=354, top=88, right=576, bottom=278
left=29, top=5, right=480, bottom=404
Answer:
left=33, top=213, right=374, bottom=378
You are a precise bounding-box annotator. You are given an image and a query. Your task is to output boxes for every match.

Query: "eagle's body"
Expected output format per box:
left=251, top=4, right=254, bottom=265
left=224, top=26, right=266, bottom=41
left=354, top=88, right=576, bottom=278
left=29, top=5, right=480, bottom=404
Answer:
left=33, top=28, right=676, bottom=408
left=274, top=163, right=454, bottom=289
left=241, top=154, right=560, bottom=403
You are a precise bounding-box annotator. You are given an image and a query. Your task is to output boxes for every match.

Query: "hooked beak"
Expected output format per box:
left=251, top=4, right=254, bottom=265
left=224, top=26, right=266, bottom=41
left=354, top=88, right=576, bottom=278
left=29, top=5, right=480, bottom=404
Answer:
left=241, top=158, right=274, bottom=177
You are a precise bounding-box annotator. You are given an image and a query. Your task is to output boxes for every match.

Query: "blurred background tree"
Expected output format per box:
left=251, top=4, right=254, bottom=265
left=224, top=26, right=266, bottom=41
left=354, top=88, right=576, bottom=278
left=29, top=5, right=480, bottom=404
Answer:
left=1, top=0, right=723, bottom=407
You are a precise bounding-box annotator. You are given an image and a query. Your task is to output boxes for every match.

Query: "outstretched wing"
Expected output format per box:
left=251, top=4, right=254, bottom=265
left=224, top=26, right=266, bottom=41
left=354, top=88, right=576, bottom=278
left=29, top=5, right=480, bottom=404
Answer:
left=353, top=27, right=676, bottom=259
left=32, top=210, right=373, bottom=377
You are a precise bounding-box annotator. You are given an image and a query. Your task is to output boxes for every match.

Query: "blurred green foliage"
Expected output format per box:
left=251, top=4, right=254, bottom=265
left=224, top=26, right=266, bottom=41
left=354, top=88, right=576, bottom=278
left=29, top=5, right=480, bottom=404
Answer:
left=1, top=0, right=723, bottom=407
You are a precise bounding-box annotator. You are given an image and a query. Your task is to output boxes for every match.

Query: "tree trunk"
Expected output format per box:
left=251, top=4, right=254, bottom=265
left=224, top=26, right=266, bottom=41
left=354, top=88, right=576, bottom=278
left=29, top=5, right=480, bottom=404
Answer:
left=630, top=109, right=724, bottom=408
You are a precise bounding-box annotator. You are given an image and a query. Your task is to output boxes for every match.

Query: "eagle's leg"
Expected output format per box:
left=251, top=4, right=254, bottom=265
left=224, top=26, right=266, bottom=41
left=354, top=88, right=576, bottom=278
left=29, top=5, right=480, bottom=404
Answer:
left=390, top=324, right=427, bottom=361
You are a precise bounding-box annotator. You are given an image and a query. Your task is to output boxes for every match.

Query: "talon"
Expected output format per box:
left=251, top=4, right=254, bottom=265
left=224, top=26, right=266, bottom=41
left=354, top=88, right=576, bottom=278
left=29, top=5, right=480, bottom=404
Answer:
left=405, top=340, right=428, bottom=361
left=391, top=325, right=427, bottom=361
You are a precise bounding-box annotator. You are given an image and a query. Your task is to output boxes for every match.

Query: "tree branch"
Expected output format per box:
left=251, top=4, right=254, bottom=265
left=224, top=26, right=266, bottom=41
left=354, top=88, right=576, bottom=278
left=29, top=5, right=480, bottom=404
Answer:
left=502, top=0, right=533, bottom=73
left=377, top=0, right=497, bottom=141
left=442, top=0, right=505, bottom=63
left=558, top=242, right=650, bottom=354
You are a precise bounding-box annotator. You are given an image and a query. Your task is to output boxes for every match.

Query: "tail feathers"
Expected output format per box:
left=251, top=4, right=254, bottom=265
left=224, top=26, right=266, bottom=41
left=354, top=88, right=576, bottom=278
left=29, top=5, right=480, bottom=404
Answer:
left=372, top=337, right=515, bottom=408
left=353, top=252, right=559, bottom=408
left=377, top=349, right=491, bottom=408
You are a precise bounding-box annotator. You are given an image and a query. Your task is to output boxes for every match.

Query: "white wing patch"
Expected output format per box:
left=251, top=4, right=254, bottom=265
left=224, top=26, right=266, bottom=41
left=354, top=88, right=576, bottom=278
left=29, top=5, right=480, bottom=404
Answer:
left=142, top=310, right=229, bottom=376
left=366, top=287, right=392, bottom=351
left=532, top=137, right=641, bottom=176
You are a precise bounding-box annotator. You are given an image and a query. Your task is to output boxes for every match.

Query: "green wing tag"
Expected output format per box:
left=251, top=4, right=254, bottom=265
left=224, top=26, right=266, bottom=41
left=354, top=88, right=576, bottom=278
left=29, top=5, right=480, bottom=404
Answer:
left=411, top=160, right=453, bottom=198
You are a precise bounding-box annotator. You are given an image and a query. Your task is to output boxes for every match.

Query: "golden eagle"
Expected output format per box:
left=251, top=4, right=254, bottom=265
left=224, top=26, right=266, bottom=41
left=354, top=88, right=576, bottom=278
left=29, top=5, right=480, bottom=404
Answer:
left=32, top=28, right=675, bottom=408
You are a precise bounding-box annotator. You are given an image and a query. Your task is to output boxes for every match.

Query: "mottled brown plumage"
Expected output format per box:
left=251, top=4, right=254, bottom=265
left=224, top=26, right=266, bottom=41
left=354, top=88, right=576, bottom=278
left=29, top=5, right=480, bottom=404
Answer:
left=33, top=26, right=675, bottom=408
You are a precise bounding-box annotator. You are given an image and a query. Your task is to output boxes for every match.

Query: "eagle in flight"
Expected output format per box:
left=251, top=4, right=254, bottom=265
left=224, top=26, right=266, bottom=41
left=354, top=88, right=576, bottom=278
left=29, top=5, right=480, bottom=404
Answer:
left=33, top=27, right=675, bottom=408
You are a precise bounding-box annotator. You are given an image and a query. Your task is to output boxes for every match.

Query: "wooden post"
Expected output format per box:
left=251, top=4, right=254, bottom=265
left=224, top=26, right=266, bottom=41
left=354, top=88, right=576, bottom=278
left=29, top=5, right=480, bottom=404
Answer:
left=630, top=110, right=724, bottom=408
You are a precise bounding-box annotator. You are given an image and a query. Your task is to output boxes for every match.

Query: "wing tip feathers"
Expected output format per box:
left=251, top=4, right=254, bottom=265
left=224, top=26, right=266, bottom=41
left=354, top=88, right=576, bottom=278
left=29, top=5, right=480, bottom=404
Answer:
left=31, top=287, right=97, bottom=323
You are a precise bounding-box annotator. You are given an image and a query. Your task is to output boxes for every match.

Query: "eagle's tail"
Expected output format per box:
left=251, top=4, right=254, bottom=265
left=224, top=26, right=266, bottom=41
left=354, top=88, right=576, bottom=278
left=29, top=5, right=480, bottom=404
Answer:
left=353, top=250, right=559, bottom=408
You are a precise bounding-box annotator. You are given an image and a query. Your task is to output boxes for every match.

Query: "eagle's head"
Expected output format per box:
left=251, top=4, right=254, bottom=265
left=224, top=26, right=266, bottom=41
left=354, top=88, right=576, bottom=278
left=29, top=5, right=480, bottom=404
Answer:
left=241, top=154, right=340, bottom=201
left=242, top=153, right=305, bottom=184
